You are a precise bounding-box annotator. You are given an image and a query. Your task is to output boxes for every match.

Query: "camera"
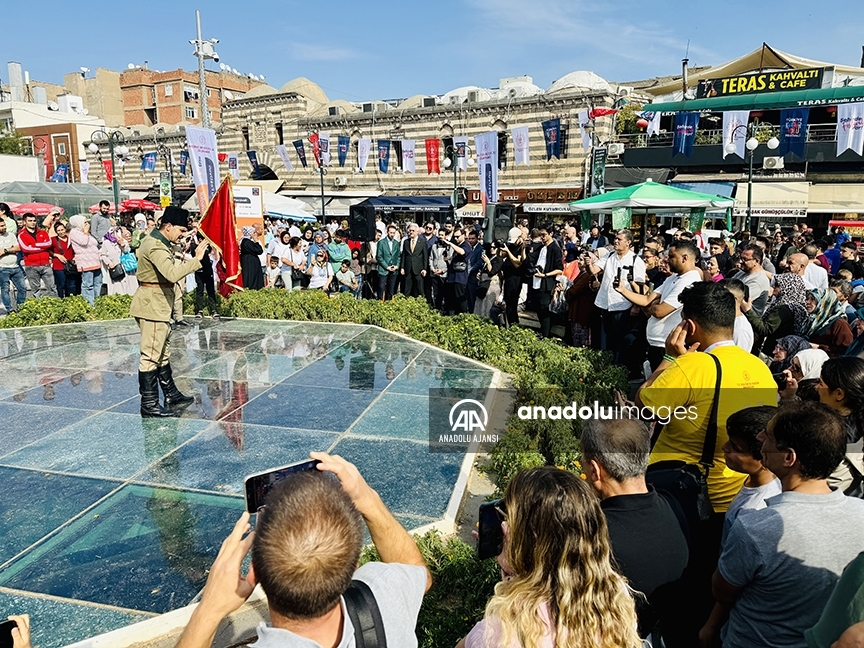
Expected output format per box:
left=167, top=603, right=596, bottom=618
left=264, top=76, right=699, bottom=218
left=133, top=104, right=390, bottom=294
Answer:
left=436, top=238, right=449, bottom=248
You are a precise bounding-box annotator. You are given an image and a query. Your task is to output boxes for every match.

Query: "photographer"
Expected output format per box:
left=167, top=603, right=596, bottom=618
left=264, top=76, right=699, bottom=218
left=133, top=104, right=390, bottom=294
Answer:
left=428, top=227, right=449, bottom=310
left=500, top=227, right=527, bottom=326
left=474, top=240, right=505, bottom=319
left=532, top=224, right=563, bottom=338
left=444, top=227, right=471, bottom=314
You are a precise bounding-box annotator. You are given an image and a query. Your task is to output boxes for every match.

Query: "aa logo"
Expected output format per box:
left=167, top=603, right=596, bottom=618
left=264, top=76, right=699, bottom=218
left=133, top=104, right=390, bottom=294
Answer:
left=449, top=399, right=488, bottom=433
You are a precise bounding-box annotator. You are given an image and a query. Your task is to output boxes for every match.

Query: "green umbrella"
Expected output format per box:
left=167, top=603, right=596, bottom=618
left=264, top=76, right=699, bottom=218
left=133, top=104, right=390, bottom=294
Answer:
left=569, top=180, right=734, bottom=212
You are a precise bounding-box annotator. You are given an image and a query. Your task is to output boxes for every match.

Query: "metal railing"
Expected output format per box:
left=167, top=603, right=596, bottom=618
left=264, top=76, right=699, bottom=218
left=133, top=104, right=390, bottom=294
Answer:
left=617, top=123, right=837, bottom=149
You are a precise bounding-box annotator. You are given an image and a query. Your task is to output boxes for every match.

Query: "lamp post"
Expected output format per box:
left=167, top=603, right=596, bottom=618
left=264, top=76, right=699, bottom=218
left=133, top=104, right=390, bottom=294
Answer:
left=87, top=129, right=129, bottom=217
left=318, top=165, right=327, bottom=221
left=156, top=143, right=175, bottom=206
left=725, top=123, right=779, bottom=232
left=442, top=142, right=475, bottom=215
left=190, top=10, right=219, bottom=129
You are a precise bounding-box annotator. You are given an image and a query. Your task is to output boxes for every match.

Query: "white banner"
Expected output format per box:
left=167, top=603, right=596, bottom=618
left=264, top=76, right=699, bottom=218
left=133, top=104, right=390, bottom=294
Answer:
left=319, top=132, right=331, bottom=166
left=227, top=152, right=240, bottom=180
left=185, top=125, right=220, bottom=212
left=722, top=110, right=750, bottom=159
left=402, top=139, right=416, bottom=174
left=274, top=145, right=293, bottom=173
left=474, top=132, right=499, bottom=204
left=79, top=160, right=90, bottom=184
left=357, top=138, right=371, bottom=172
left=639, top=110, right=661, bottom=137
left=837, top=102, right=864, bottom=157
left=577, top=110, right=592, bottom=152
left=454, top=135, right=469, bottom=171
left=511, top=126, right=530, bottom=166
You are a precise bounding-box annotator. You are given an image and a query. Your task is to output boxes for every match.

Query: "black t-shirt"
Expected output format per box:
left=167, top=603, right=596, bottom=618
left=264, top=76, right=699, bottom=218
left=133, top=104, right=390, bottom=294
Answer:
left=601, top=490, right=689, bottom=636
left=840, top=259, right=864, bottom=280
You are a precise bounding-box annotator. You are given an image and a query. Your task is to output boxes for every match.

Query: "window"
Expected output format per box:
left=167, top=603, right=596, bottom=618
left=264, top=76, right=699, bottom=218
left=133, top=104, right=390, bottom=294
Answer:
left=164, top=84, right=173, bottom=97
left=242, top=126, right=250, bottom=151
left=183, top=84, right=199, bottom=102
left=275, top=122, right=284, bottom=145
left=185, top=106, right=198, bottom=119
left=57, top=142, right=66, bottom=156
left=559, top=125, right=569, bottom=159
left=497, top=132, right=508, bottom=170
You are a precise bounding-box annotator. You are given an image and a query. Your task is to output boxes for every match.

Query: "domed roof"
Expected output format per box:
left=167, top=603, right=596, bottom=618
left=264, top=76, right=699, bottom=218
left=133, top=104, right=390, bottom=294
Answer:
left=309, top=99, right=360, bottom=117
left=441, top=86, right=493, bottom=104
left=398, top=94, right=435, bottom=109
left=279, top=77, right=329, bottom=104
left=244, top=84, right=278, bottom=98
left=494, top=80, right=543, bottom=99
left=546, top=71, right=614, bottom=95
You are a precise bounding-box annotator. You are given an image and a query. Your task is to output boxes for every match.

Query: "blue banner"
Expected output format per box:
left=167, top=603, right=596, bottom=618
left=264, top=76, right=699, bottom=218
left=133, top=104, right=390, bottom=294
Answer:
left=140, top=152, right=157, bottom=172
left=178, top=150, right=188, bottom=175
left=337, top=136, right=349, bottom=168
left=541, top=118, right=561, bottom=160
left=378, top=139, right=391, bottom=174
left=49, top=163, right=69, bottom=182
left=779, top=108, right=809, bottom=158
left=673, top=112, right=699, bottom=158
left=247, top=150, right=260, bottom=178
left=293, top=139, right=307, bottom=168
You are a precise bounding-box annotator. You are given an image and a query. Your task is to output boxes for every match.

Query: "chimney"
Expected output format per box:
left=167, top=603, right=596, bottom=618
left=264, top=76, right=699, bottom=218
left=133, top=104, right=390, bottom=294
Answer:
left=7, top=62, right=24, bottom=102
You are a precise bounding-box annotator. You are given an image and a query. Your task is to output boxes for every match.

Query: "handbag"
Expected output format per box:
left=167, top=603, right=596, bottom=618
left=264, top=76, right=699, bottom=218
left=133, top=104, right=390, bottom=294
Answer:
left=120, top=251, right=138, bottom=273
left=291, top=266, right=305, bottom=282
left=450, top=259, right=467, bottom=273
left=64, top=259, right=79, bottom=275
left=108, top=263, right=126, bottom=282
left=645, top=353, right=722, bottom=526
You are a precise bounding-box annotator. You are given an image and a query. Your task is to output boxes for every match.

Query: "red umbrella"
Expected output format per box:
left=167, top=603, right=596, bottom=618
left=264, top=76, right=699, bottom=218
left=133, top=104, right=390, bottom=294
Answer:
left=11, top=203, right=64, bottom=216
left=88, top=202, right=116, bottom=213
left=0, top=201, right=20, bottom=210
left=120, top=199, right=159, bottom=212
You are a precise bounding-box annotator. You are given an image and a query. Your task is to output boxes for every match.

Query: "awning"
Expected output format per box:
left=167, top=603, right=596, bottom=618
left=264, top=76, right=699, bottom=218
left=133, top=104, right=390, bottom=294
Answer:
left=363, top=196, right=453, bottom=212
left=523, top=203, right=571, bottom=213
left=733, top=181, right=809, bottom=217
left=829, top=220, right=864, bottom=236
left=457, top=203, right=484, bottom=218
left=237, top=179, right=284, bottom=194
left=647, top=85, right=864, bottom=114
left=809, top=184, right=864, bottom=214
left=670, top=181, right=736, bottom=197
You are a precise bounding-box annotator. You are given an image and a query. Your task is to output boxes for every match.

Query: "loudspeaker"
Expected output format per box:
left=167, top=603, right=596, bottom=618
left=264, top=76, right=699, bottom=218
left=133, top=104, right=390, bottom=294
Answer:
left=483, top=204, right=516, bottom=242
left=349, top=203, right=376, bottom=242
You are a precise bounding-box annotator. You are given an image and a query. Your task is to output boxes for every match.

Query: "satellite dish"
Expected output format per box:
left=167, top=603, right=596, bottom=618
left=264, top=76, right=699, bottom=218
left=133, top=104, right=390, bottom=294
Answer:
left=127, top=63, right=135, bottom=70
left=47, top=101, right=59, bottom=111
left=259, top=74, right=266, bottom=81
left=224, top=90, right=234, bottom=100
left=219, top=63, right=227, bottom=71
left=81, top=109, right=89, bottom=115
left=232, top=68, right=239, bottom=75
left=79, top=66, right=90, bottom=73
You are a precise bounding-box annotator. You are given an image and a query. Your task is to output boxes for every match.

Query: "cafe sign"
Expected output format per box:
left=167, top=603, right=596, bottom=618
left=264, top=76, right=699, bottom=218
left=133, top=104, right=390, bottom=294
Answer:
left=696, top=67, right=824, bottom=98
left=468, top=187, right=583, bottom=203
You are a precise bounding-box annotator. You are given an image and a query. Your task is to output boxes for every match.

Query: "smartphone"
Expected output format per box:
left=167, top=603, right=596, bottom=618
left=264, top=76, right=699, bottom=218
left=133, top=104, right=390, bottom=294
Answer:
left=243, top=459, right=321, bottom=513
left=477, top=499, right=505, bottom=560
left=0, top=620, right=17, bottom=648
left=772, top=372, right=787, bottom=390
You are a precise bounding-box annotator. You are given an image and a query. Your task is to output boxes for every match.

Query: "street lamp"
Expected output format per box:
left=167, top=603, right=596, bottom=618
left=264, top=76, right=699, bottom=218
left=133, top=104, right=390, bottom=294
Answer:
left=190, top=10, right=219, bottom=129
left=318, top=165, right=327, bottom=220
left=88, top=129, right=129, bottom=217
left=156, top=143, right=176, bottom=207
left=725, top=123, right=779, bottom=232
left=442, top=142, right=475, bottom=213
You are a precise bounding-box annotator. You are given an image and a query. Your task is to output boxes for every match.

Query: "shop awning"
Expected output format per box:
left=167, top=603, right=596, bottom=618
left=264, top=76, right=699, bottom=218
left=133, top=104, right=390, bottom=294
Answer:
left=732, top=181, right=809, bottom=216
left=830, top=220, right=864, bottom=236
left=647, top=86, right=864, bottom=114
left=809, top=184, right=864, bottom=214
left=363, top=196, right=453, bottom=212
left=457, top=203, right=484, bottom=218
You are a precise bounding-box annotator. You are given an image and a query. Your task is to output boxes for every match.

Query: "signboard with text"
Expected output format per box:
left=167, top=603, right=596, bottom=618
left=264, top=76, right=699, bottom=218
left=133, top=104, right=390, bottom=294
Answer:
left=697, top=67, right=824, bottom=98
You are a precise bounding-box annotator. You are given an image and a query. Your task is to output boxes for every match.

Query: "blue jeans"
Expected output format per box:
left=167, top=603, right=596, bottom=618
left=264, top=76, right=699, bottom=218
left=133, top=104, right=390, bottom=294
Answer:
left=81, top=269, right=103, bottom=306
left=53, top=269, right=79, bottom=298
left=0, top=265, right=27, bottom=311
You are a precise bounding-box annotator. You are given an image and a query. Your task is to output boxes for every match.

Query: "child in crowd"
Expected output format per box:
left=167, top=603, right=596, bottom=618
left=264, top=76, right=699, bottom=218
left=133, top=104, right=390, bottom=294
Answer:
left=265, top=256, right=282, bottom=289
left=721, top=405, right=782, bottom=547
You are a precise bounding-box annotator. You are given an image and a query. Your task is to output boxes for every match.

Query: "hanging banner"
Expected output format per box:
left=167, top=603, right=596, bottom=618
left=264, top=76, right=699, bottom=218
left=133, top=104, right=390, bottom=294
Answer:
left=357, top=138, right=371, bottom=172
left=779, top=108, right=810, bottom=158
left=475, top=132, right=499, bottom=204
left=697, top=67, right=824, bottom=98
left=308, top=133, right=321, bottom=167
left=49, top=164, right=69, bottom=182
left=178, top=150, right=189, bottom=175
left=247, top=150, right=261, bottom=179
left=722, top=111, right=750, bottom=159
left=337, top=136, right=349, bottom=167
left=425, top=138, right=440, bottom=175
left=589, top=107, right=618, bottom=119
left=611, top=207, right=632, bottom=230
left=79, top=160, right=90, bottom=184
left=511, top=126, right=530, bottom=166
left=690, top=207, right=706, bottom=232
left=273, top=146, right=292, bottom=174
left=378, top=139, right=391, bottom=173
left=577, top=110, right=592, bottom=152
left=672, top=112, right=699, bottom=158
left=140, top=152, right=157, bottom=172
left=319, top=132, right=331, bottom=166
left=542, top=118, right=561, bottom=160
left=579, top=210, right=592, bottom=231
left=185, top=125, right=220, bottom=211
left=590, top=147, right=607, bottom=196
left=102, top=159, right=113, bottom=183
left=454, top=135, right=469, bottom=171
left=836, top=102, right=864, bottom=157
left=159, top=171, right=172, bottom=207
left=638, top=110, right=661, bottom=137
left=402, top=139, right=416, bottom=173
left=227, top=152, right=240, bottom=180
left=725, top=207, right=733, bottom=231
left=292, top=140, right=308, bottom=168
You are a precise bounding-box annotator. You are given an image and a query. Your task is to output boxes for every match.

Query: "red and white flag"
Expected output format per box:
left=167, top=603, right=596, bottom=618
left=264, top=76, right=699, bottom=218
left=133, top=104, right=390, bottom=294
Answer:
left=102, top=159, right=113, bottom=183
left=425, top=139, right=440, bottom=174
left=198, top=175, right=242, bottom=293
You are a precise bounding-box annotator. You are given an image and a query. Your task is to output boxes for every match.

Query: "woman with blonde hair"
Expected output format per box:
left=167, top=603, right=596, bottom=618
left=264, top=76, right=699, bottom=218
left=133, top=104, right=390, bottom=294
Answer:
left=458, top=467, right=641, bottom=648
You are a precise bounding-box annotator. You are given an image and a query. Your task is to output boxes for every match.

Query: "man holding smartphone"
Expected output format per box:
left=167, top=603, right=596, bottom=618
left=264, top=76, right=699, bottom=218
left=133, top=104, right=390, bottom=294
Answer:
left=176, top=452, right=431, bottom=648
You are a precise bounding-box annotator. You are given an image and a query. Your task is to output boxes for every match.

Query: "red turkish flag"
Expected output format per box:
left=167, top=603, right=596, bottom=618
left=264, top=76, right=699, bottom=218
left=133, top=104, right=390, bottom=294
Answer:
left=425, top=139, right=440, bottom=175
left=589, top=107, right=618, bottom=119
left=102, top=159, right=113, bottom=183
left=217, top=153, right=228, bottom=163
left=308, top=133, right=321, bottom=167
left=198, top=175, right=242, bottom=292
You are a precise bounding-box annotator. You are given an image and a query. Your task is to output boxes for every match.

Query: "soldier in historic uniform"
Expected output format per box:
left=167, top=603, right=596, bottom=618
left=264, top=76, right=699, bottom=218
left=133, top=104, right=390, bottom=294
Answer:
left=131, top=206, right=207, bottom=417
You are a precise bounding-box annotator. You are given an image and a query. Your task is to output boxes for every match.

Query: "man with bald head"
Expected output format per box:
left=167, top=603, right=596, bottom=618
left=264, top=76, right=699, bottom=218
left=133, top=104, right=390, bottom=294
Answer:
left=796, top=245, right=828, bottom=290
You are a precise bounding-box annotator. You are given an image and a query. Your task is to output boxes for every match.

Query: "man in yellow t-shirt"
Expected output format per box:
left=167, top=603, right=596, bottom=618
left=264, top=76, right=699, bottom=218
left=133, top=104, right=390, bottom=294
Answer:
left=636, top=281, right=777, bottom=514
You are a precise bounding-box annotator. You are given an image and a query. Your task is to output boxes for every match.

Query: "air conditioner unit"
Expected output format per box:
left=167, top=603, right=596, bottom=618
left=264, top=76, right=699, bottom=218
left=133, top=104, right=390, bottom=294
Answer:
left=362, top=102, right=374, bottom=113
left=467, top=91, right=480, bottom=103
left=607, top=142, right=625, bottom=156
left=422, top=97, right=437, bottom=108
left=328, top=106, right=340, bottom=116
left=617, top=85, right=634, bottom=97
left=448, top=95, right=461, bottom=105
left=763, top=156, right=785, bottom=170
left=333, top=176, right=348, bottom=187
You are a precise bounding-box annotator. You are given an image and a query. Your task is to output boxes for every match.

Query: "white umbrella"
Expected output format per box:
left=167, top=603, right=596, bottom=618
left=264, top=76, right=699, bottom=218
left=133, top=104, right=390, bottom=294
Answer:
left=264, top=192, right=314, bottom=219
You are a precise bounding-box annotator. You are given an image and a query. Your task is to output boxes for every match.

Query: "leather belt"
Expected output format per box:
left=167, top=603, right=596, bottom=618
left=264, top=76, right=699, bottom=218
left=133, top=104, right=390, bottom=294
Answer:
left=139, top=282, right=173, bottom=287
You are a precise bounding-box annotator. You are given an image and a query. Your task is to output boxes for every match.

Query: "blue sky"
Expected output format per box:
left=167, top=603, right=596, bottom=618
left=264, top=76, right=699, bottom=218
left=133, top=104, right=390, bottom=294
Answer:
left=4, top=0, right=864, bottom=102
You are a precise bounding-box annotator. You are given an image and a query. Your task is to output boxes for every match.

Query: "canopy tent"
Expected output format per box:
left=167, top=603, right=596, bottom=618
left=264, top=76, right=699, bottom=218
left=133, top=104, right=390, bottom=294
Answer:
left=263, top=192, right=315, bottom=220
left=569, top=180, right=734, bottom=212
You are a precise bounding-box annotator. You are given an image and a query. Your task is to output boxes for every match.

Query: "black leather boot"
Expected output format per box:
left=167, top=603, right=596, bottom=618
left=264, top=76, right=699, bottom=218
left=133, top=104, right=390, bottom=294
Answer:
left=157, top=363, right=195, bottom=409
left=140, top=371, right=179, bottom=418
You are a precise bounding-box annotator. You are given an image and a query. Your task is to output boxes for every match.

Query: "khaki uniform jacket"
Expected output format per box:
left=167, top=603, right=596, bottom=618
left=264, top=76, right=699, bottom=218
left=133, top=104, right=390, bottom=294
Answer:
left=130, top=230, right=201, bottom=322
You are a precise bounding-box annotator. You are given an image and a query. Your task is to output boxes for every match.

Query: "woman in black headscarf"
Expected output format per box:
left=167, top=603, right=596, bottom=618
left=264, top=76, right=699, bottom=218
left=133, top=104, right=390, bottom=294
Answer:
left=240, top=225, right=264, bottom=290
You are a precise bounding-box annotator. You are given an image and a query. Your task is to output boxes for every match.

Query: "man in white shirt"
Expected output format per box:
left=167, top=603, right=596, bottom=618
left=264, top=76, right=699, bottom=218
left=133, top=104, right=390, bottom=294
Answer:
left=616, top=239, right=702, bottom=370
left=802, top=244, right=829, bottom=290
left=589, top=229, right=646, bottom=362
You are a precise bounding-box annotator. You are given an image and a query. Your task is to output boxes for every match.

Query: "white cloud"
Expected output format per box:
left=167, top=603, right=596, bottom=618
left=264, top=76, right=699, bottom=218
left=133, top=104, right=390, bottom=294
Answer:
left=292, top=44, right=358, bottom=62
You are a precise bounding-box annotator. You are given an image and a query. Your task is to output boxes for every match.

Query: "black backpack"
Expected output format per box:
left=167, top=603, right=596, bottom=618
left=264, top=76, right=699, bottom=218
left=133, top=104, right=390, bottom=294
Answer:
left=343, top=580, right=387, bottom=648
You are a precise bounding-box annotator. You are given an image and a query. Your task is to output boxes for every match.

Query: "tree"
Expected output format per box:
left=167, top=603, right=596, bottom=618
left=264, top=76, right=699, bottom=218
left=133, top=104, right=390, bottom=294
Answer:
left=615, top=104, right=644, bottom=135
left=0, top=130, right=27, bottom=155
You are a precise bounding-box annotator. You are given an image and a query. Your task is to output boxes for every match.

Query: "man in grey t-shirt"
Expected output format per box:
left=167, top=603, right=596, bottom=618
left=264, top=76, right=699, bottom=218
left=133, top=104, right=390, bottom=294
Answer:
left=705, top=403, right=864, bottom=648
left=90, top=200, right=114, bottom=245
left=175, top=453, right=431, bottom=648
left=732, top=244, right=772, bottom=316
